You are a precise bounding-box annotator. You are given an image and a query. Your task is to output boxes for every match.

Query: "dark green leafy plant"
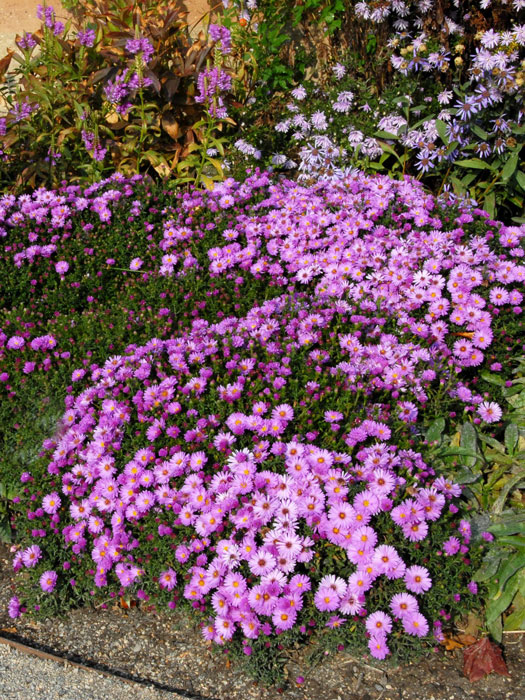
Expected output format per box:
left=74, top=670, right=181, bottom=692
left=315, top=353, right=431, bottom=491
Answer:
left=0, top=480, right=18, bottom=543
left=0, top=0, right=215, bottom=190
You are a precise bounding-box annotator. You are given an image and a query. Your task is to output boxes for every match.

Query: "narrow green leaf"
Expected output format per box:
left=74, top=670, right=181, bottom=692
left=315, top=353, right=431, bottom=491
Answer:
left=471, top=124, right=489, bottom=140
left=505, top=423, right=519, bottom=455
left=373, top=130, right=400, bottom=140
left=435, top=119, right=449, bottom=145
left=483, top=192, right=495, bottom=218
left=460, top=422, right=478, bottom=467
left=502, top=152, right=519, bottom=181
left=455, top=468, right=482, bottom=485
left=489, top=519, right=525, bottom=538
left=495, top=552, right=525, bottom=592
left=493, top=470, right=525, bottom=514
left=497, top=536, right=525, bottom=549
left=486, top=570, right=520, bottom=624
left=516, top=170, right=525, bottom=191
left=475, top=552, right=505, bottom=582
left=503, top=600, right=525, bottom=632
left=455, top=158, right=493, bottom=170
left=506, top=392, right=525, bottom=410
left=207, top=157, right=224, bottom=177
left=481, top=371, right=506, bottom=387
left=487, top=615, right=503, bottom=643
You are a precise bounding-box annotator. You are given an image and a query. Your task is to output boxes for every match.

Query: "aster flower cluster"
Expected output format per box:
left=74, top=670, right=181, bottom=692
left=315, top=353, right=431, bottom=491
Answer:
left=135, top=174, right=525, bottom=406
left=11, top=287, right=472, bottom=658
left=382, top=23, right=525, bottom=172
left=354, top=0, right=525, bottom=26
left=8, top=170, right=524, bottom=665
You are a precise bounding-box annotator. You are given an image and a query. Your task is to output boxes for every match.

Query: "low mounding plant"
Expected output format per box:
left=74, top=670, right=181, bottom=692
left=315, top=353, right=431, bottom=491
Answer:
left=5, top=167, right=525, bottom=682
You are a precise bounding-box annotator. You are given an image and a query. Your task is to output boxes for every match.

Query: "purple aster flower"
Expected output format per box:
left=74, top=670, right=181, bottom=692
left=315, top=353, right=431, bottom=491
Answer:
left=390, top=592, right=419, bottom=619
left=368, top=633, right=390, bottom=659
left=402, top=612, right=429, bottom=637
left=7, top=336, right=25, bottom=350
left=42, top=492, right=61, bottom=515
left=366, top=611, right=393, bottom=635
left=40, top=570, right=58, bottom=592
left=159, top=569, right=177, bottom=590
left=130, top=257, right=143, bottom=271
left=8, top=596, right=21, bottom=618
left=443, top=536, right=461, bottom=556
left=22, top=544, right=42, bottom=568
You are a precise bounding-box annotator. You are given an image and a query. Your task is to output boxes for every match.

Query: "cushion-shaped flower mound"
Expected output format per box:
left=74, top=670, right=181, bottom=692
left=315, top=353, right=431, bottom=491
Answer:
left=13, top=290, right=476, bottom=658
left=8, top=169, right=525, bottom=669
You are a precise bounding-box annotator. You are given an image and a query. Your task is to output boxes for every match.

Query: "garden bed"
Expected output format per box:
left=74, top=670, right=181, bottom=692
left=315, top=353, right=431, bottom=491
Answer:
left=0, top=541, right=523, bottom=700
left=1, top=2, right=524, bottom=698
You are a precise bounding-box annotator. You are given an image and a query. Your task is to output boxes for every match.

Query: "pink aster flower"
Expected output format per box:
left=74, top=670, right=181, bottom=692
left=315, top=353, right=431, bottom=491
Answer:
left=7, top=336, right=25, bottom=350
left=368, top=633, right=390, bottom=659
left=272, top=602, right=297, bottom=630
left=22, top=544, right=42, bottom=568
left=42, top=492, right=61, bottom=515
left=40, top=570, right=58, bottom=592
left=130, top=257, right=143, bottom=270
left=366, top=611, right=393, bottom=635
left=8, top=596, right=21, bottom=619
left=443, top=536, right=461, bottom=556
left=324, top=409, right=343, bottom=423
left=390, top=592, right=419, bottom=619
left=477, top=401, right=502, bottom=423
left=401, top=519, right=429, bottom=542
left=326, top=615, right=346, bottom=629
left=159, top=569, right=177, bottom=590
left=402, top=611, right=429, bottom=637
left=314, top=587, right=341, bottom=612
left=55, top=260, right=69, bottom=275
left=489, top=287, right=509, bottom=305
left=404, top=565, right=432, bottom=594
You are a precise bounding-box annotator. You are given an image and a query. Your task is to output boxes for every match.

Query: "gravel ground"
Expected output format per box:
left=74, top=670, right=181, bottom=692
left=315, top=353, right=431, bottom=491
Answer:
left=0, top=642, right=187, bottom=700
left=1, top=546, right=524, bottom=700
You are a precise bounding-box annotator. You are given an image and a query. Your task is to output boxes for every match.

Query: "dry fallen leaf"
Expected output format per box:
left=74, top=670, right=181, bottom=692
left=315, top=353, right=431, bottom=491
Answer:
left=463, top=637, right=510, bottom=682
left=0, top=627, right=17, bottom=634
left=443, top=633, right=477, bottom=651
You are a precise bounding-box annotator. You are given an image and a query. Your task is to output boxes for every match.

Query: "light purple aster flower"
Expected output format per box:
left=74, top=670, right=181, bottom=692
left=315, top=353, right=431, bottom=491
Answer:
left=40, top=570, right=58, bottom=592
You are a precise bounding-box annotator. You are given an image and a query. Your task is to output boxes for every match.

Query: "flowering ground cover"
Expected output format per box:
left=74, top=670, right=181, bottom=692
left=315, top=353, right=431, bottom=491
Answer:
left=2, top=164, right=524, bottom=682
left=0, top=0, right=524, bottom=689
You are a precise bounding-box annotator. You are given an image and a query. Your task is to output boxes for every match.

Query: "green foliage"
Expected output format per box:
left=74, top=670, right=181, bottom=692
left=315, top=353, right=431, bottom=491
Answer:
left=0, top=480, right=19, bottom=542
left=475, top=513, right=525, bottom=642
left=221, top=0, right=384, bottom=97
left=430, top=359, right=525, bottom=641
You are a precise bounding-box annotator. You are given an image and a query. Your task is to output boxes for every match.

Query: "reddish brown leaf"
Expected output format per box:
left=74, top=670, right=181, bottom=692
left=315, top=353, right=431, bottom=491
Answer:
left=0, top=51, right=14, bottom=81
left=463, top=637, right=510, bottom=682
